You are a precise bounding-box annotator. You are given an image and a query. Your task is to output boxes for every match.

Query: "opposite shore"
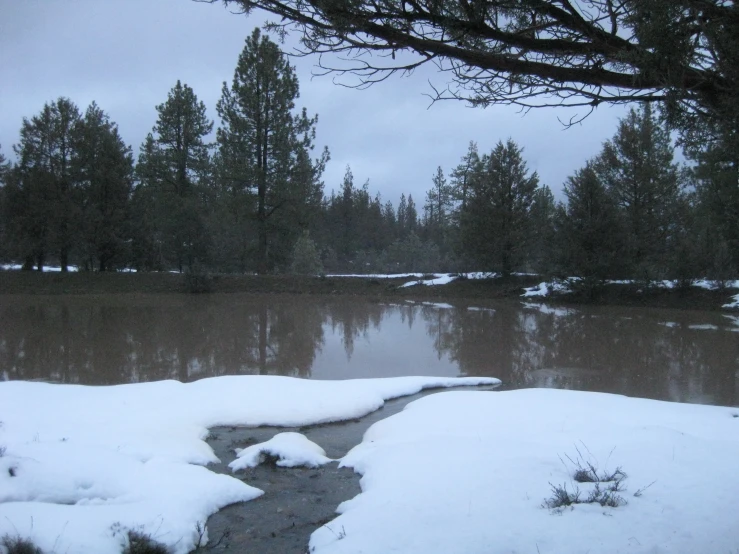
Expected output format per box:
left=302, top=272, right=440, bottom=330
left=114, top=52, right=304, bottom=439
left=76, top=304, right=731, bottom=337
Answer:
left=1, top=270, right=737, bottom=312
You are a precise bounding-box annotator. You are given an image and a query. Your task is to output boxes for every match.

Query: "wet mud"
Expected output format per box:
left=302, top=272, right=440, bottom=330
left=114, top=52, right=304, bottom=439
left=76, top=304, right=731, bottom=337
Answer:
left=202, top=386, right=498, bottom=553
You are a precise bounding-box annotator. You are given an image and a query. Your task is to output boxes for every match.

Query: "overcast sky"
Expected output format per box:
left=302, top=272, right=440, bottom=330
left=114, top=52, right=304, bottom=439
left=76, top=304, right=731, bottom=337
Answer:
left=1, top=0, right=631, bottom=206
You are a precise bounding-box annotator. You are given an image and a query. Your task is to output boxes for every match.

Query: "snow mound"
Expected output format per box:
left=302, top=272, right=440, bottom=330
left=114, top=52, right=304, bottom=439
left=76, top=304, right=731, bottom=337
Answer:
left=521, top=279, right=575, bottom=297
left=310, top=389, right=739, bottom=554
left=230, top=432, right=332, bottom=471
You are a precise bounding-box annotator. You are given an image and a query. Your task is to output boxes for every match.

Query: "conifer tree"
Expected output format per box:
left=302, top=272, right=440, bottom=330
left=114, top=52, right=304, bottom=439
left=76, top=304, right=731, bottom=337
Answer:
left=528, top=185, right=557, bottom=274
left=596, top=104, right=684, bottom=280
left=217, top=28, right=326, bottom=273
left=562, top=162, right=624, bottom=283
left=424, top=165, right=454, bottom=251
left=13, top=98, right=82, bottom=270
left=692, top=138, right=739, bottom=277
left=74, top=103, right=134, bottom=271
left=460, top=139, right=538, bottom=275
left=137, top=81, right=213, bottom=271
left=406, top=195, right=418, bottom=235
left=396, top=194, right=408, bottom=238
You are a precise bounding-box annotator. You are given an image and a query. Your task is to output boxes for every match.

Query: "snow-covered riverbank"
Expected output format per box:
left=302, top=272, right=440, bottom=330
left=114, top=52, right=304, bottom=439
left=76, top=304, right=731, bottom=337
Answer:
left=0, top=376, right=498, bottom=553
left=2, top=377, right=737, bottom=554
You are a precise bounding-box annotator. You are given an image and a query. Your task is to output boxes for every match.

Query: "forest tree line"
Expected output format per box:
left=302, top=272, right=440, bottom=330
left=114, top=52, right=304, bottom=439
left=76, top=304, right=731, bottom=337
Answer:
left=0, top=28, right=736, bottom=283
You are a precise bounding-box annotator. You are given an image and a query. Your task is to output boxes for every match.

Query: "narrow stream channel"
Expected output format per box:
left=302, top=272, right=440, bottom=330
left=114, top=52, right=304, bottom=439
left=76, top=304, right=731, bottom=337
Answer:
left=203, top=386, right=499, bottom=553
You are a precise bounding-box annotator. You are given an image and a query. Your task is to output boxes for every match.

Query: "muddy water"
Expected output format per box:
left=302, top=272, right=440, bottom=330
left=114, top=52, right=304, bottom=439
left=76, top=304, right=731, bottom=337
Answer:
left=2, top=294, right=738, bottom=552
left=1, top=294, right=737, bottom=406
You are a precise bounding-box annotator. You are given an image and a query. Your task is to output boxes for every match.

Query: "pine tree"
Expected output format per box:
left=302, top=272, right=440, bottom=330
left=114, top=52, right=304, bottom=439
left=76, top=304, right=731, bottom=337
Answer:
left=596, top=104, right=684, bottom=280
left=217, top=28, right=325, bottom=273
left=459, top=139, right=538, bottom=275
left=562, top=162, right=624, bottom=283
left=396, top=194, right=408, bottom=238
left=406, top=195, right=418, bottom=235
left=13, top=98, right=82, bottom=270
left=0, top=145, right=11, bottom=261
left=528, top=185, right=556, bottom=274
left=137, top=81, right=213, bottom=271
left=691, top=138, right=739, bottom=277
left=74, top=103, right=134, bottom=271
left=449, top=142, right=482, bottom=224
left=424, top=166, right=453, bottom=233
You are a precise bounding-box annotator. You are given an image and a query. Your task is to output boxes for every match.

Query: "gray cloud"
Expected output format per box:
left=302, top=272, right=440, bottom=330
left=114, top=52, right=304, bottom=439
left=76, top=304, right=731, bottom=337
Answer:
left=1, top=0, right=629, bottom=206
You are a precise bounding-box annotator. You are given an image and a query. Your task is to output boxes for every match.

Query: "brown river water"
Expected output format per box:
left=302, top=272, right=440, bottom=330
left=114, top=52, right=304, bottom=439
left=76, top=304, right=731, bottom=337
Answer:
left=1, top=293, right=737, bottom=407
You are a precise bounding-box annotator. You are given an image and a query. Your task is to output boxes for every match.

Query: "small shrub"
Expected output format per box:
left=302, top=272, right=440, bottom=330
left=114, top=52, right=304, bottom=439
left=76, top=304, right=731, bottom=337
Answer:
left=544, top=446, right=632, bottom=511
left=1, top=535, right=43, bottom=554
left=542, top=483, right=581, bottom=509
left=261, top=452, right=281, bottom=469
left=0, top=446, right=6, bottom=457
left=290, top=231, right=323, bottom=276
left=122, top=530, right=169, bottom=554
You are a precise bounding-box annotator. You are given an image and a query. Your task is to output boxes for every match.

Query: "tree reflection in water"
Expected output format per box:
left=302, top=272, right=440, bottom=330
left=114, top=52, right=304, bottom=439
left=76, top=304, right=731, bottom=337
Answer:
left=0, top=296, right=737, bottom=407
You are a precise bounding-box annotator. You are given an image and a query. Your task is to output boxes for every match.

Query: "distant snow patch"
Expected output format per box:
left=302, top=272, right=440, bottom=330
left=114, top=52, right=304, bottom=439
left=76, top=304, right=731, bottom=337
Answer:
left=689, top=323, right=720, bottom=331
left=521, top=279, right=575, bottom=298
left=723, top=293, right=739, bottom=309
left=400, top=274, right=457, bottom=287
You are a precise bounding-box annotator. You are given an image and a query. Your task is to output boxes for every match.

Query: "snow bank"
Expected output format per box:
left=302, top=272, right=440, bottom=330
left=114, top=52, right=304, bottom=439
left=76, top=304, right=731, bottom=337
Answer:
left=0, top=375, right=499, bottom=554
left=230, top=432, right=332, bottom=471
left=723, top=292, right=739, bottom=309
left=311, top=389, right=739, bottom=554
left=522, top=279, right=576, bottom=297
left=523, top=277, right=739, bottom=300
left=327, top=273, right=429, bottom=279
left=400, top=274, right=458, bottom=287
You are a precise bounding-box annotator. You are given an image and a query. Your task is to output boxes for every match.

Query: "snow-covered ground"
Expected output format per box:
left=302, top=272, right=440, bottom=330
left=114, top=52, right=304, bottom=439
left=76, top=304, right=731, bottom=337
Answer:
left=3, top=376, right=738, bottom=554
left=523, top=277, right=739, bottom=303
left=0, top=264, right=79, bottom=272
left=0, top=375, right=498, bottom=554
left=311, top=389, right=739, bottom=554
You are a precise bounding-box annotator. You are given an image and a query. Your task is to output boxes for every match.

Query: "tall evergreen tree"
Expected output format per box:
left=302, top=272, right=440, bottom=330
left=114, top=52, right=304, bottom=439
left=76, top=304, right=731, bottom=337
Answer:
left=396, top=193, right=408, bottom=238
left=528, top=185, right=557, bottom=274
left=449, top=142, right=481, bottom=221
left=424, top=166, right=453, bottom=237
left=460, top=139, right=538, bottom=275
left=0, top=145, right=11, bottom=261
left=562, top=162, right=624, bottom=283
left=13, top=98, right=82, bottom=270
left=217, top=28, right=326, bottom=273
left=136, top=81, right=213, bottom=272
left=406, top=194, right=418, bottom=235
left=74, top=103, right=134, bottom=271
left=691, top=137, right=739, bottom=277
left=596, top=104, right=684, bottom=280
